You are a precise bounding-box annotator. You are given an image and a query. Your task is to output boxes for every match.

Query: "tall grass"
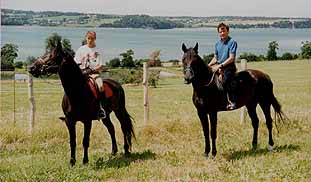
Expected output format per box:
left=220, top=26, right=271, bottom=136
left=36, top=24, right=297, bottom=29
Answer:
left=1, top=60, right=311, bottom=181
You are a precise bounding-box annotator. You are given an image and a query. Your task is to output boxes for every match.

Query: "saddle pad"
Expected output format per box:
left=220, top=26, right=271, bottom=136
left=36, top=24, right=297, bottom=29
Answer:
left=103, top=82, right=113, bottom=98
left=88, top=80, right=99, bottom=100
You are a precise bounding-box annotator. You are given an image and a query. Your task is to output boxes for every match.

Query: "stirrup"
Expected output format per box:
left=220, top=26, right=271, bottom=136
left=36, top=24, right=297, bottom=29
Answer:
left=98, top=109, right=106, bottom=119
left=226, top=103, right=237, bottom=110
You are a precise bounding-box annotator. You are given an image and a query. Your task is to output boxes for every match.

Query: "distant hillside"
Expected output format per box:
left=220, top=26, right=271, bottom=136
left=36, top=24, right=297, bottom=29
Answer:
left=1, top=9, right=311, bottom=29
left=99, top=15, right=184, bottom=29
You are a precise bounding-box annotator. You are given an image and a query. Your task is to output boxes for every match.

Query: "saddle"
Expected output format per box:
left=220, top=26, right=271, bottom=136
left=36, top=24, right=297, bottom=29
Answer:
left=87, top=78, right=113, bottom=100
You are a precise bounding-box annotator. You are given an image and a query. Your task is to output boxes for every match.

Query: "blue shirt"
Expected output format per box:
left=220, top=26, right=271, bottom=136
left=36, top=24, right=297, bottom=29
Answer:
left=214, top=37, right=237, bottom=64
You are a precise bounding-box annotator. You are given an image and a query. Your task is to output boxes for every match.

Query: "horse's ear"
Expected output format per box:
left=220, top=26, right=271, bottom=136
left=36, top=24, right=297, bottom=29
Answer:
left=194, top=42, right=198, bottom=53
left=182, top=43, right=187, bottom=52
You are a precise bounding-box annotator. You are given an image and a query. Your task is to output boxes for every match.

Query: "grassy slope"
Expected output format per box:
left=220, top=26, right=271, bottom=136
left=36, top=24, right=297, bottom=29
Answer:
left=0, top=60, right=310, bottom=181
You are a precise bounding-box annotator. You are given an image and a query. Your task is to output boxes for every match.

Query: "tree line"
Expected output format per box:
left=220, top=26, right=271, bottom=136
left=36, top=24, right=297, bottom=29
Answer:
left=99, top=15, right=184, bottom=29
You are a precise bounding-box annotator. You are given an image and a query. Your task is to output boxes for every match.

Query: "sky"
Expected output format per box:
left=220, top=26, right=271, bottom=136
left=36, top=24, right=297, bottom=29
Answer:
left=1, top=0, right=311, bottom=17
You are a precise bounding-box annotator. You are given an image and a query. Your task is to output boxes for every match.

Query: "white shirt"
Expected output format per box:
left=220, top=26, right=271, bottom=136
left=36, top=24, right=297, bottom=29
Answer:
left=74, top=45, right=104, bottom=69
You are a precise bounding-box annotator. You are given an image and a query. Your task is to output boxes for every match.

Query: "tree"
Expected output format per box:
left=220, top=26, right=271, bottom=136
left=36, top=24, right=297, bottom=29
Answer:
left=14, top=61, right=24, bottom=69
left=267, top=41, right=279, bottom=61
left=280, top=52, right=296, bottom=60
left=202, top=53, right=214, bottom=64
left=120, top=49, right=135, bottom=68
left=25, top=56, right=37, bottom=66
left=149, top=50, right=161, bottom=67
left=107, top=58, right=121, bottom=68
left=239, top=52, right=261, bottom=62
left=301, top=41, right=311, bottom=59
left=1, top=43, right=18, bottom=70
left=45, top=33, right=62, bottom=51
left=62, top=38, right=75, bottom=56
left=45, top=33, right=75, bottom=56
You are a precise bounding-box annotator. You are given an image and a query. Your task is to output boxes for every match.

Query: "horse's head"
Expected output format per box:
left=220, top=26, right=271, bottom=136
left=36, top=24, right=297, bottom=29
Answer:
left=182, top=42, right=202, bottom=84
left=28, top=41, right=64, bottom=77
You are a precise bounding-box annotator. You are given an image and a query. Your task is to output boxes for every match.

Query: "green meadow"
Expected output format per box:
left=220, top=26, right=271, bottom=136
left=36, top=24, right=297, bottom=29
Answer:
left=1, top=60, right=311, bottom=181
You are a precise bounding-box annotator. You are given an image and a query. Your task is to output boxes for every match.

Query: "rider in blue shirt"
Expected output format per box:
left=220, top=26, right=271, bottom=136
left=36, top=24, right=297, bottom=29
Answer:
left=208, top=23, right=238, bottom=110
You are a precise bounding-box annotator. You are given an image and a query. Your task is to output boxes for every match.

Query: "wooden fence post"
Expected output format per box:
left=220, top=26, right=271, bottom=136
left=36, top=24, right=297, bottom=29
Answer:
left=13, top=71, right=16, bottom=126
left=28, top=73, right=35, bottom=133
left=143, top=62, right=149, bottom=124
left=240, top=59, right=247, bottom=124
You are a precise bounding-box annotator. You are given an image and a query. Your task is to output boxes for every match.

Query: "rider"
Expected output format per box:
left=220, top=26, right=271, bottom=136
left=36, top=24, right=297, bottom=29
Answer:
left=208, top=23, right=238, bottom=110
left=74, top=31, right=106, bottom=119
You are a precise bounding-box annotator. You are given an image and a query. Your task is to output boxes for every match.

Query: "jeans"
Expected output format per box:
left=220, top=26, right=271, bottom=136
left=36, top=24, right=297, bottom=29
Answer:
left=223, top=63, right=238, bottom=103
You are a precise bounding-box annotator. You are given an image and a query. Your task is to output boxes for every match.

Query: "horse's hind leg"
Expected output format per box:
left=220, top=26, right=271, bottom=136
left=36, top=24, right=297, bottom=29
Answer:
left=65, top=119, right=77, bottom=166
left=246, top=104, right=259, bottom=150
left=259, top=102, right=274, bottom=150
left=82, top=121, right=92, bottom=164
left=114, top=109, right=132, bottom=155
left=102, top=114, right=118, bottom=155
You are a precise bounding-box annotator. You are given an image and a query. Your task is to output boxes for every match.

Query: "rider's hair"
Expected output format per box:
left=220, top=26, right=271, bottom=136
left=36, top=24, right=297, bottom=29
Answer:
left=217, top=23, right=229, bottom=32
left=85, top=31, right=96, bottom=39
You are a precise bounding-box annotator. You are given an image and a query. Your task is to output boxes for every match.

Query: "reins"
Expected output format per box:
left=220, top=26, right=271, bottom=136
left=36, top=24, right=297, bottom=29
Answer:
left=204, top=70, right=217, bottom=87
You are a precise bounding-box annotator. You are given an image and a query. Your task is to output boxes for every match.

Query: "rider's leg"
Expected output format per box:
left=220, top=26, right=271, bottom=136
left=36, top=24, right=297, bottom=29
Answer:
left=223, top=65, right=237, bottom=110
left=94, top=76, right=106, bottom=119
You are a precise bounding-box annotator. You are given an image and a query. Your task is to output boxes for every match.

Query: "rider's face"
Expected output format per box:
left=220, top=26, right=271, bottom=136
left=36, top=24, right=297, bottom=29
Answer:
left=218, top=26, right=229, bottom=41
left=86, top=34, right=96, bottom=48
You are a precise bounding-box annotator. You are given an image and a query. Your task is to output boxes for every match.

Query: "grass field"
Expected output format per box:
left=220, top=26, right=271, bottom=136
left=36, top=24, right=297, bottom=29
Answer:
left=1, top=60, right=311, bottom=181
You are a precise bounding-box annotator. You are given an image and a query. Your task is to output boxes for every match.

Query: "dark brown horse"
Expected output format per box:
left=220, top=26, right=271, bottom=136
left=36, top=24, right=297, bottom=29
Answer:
left=182, top=43, right=285, bottom=157
left=29, top=41, right=135, bottom=166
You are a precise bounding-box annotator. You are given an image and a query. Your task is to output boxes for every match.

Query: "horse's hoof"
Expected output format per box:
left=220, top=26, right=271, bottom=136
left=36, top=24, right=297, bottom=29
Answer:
left=267, top=145, right=274, bottom=152
left=112, top=146, right=118, bottom=155
left=203, top=152, right=209, bottom=157
left=124, top=151, right=131, bottom=157
left=210, top=155, right=216, bottom=160
left=252, top=143, right=258, bottom=150
left=83, top=159, right=89, bottom=165
left=70, top=159, right=76, bottom=166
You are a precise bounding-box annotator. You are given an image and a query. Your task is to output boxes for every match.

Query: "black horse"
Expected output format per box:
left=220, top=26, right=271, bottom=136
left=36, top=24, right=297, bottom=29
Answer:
left=29, top=41, right=135, bottom=166
left=182, top=43, right=285, bottom=157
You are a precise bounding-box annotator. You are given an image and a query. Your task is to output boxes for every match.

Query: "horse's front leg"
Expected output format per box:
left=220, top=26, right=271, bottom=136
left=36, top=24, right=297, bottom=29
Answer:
left=83, top=121, right=92, bottom=164
left=198, top=110, right=210, bottom=156
left=209, top=112, right=218, bottom=157
left=66, top=119, right=76, bottom=166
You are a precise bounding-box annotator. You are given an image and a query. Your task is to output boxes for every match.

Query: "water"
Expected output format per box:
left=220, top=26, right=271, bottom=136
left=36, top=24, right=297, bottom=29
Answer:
left=1, top=26, right=311, bottom=62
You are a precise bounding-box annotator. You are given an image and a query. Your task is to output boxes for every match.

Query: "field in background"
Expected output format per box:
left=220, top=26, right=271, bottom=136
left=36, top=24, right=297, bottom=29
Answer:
left=1, top=60, right=311, bottom=181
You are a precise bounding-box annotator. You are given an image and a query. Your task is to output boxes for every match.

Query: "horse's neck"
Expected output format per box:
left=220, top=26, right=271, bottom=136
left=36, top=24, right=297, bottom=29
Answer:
left=192, top=58, right=213, bottom=87
left=58, top=57, right=88, bottom=101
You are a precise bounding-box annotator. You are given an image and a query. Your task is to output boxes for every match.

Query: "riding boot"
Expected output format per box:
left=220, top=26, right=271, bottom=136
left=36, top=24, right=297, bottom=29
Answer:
left=226, top=94, right=237, bottom=110
left=226, top=79, right=238, bottom=110
left=98, top=101, right=106, bottom=119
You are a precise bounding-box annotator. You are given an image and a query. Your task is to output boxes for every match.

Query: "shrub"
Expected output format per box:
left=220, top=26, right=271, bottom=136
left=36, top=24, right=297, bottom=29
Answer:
left=239, top=52, right=261, bottom=62
left=280, top=52, right=295, bottom=60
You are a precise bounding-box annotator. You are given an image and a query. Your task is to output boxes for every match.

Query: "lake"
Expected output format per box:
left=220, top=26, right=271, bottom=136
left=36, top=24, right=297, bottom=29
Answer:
left=1, top=26, right=311, bottom=62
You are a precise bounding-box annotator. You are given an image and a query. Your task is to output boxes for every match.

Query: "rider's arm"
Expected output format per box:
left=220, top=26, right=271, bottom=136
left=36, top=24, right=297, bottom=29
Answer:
left=208, top=55, right=218, bottom=67
left=220, top=53, right=235, bottom=67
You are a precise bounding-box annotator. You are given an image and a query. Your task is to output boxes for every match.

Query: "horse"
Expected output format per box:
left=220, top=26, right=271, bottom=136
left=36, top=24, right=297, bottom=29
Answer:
left=28, top=41, right=135, bottom=166
left=181, top=43, right=285, bottom=157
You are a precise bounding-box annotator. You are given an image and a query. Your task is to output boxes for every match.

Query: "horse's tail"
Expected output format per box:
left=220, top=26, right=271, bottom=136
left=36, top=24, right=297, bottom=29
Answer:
left=271, top=94, right=287, bottom=132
